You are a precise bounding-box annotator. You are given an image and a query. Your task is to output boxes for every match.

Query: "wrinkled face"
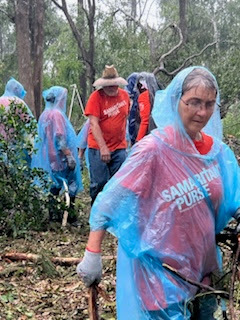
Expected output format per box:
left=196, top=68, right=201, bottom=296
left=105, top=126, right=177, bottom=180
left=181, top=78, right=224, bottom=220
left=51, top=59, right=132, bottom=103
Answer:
left=178, top=86, right=217, bottom=140
left=103, top=86, right=119, bottom=96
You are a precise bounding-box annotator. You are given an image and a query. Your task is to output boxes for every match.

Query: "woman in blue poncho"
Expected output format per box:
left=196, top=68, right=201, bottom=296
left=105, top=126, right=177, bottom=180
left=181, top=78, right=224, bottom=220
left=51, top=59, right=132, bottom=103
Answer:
left=0, top=78, right=35, bottom=166
left=77, top=67, right=240, bottom=319
left=32, top=86, right=83, bottom=221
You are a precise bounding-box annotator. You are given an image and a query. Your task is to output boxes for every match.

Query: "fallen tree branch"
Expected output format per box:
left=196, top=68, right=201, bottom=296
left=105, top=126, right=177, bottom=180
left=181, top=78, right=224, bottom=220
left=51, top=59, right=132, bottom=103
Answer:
left=153, top=39, right=217, bottom=77
left=2, top=252, right=116, bottom=266
left=163, top=263, right=229, bottom=299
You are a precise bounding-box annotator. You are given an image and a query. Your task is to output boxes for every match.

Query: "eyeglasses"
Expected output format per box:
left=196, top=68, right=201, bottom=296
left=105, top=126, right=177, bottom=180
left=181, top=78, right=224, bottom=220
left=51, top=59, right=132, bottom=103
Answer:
left=180, top=98, right=219, bottom=111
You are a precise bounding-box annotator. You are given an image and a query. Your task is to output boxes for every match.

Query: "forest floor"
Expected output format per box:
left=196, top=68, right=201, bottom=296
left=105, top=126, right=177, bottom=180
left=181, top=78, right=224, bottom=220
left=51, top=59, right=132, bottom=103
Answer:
left=0, top=188, right=117, bottom=320
left=1, top=134, right=240, bottom=320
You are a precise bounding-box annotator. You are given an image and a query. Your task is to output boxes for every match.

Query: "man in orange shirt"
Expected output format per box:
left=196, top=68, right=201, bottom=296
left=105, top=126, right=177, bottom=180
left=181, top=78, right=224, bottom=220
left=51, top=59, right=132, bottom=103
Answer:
left=85, top=65, right=130, bottom=204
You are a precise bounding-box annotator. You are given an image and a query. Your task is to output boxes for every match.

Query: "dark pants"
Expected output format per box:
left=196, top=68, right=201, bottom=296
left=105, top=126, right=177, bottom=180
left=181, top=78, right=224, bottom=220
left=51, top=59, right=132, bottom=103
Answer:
left=88, top=148, right=127, bottom=205
left=146, top=294, right=218, bottom=320
left=190, top=294, right=218, bottom=320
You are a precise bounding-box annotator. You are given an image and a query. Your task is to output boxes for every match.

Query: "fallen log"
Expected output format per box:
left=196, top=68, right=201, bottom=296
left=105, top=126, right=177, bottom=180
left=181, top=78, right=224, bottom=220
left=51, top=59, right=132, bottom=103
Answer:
left=2, top=252, right=116, bottom=266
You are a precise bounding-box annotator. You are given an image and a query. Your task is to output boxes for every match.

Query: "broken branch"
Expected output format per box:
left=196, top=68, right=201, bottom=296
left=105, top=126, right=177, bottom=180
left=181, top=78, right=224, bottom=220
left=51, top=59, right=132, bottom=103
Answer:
left=163, top=263, right=229, bottom=299
left=2, top=252, right=116, bottom=266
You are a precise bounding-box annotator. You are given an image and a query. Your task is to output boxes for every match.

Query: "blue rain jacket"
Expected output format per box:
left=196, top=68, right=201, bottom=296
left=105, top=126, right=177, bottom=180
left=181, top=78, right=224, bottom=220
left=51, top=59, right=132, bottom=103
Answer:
left=89, top=67, right=240, bottom=319
left=76, top=119, right=90, bottom=170
left=125, top=73, right=140, bottom=145
left=0, top=78, right=34, bottom=166
left=32, top=86, right=83, bottom=196
left=0, top=77, right=33, bottom=115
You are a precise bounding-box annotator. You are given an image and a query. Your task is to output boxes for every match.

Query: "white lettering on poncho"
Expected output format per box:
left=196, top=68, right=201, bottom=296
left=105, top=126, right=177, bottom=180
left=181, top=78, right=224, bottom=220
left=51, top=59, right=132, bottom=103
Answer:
left=161, top=164, right=221, bottom=212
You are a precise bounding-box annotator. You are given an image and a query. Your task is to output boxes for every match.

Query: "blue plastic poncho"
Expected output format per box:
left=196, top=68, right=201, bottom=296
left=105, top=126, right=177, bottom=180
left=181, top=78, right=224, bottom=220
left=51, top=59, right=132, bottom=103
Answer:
left=125, top=73, right=140, bottom=144
left=76, top=119, right=90, bottom=171
left=0, top=78, right=35, bottom=166
left=32, top=86, right=83, bottom=196
left=0, top=77, right=33, bottom=115
left=89, top=66, right=240, bottom=319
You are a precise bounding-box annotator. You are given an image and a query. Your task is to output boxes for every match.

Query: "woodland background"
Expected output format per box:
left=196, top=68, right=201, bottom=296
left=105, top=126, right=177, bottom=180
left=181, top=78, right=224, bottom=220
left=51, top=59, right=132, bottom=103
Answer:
left=0, top=0, right=240, bottom=319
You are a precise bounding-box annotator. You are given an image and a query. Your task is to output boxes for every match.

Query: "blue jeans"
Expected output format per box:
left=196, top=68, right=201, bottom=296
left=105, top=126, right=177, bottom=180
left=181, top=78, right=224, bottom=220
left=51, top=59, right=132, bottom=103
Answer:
left=88, top=148, right=127, bottom=204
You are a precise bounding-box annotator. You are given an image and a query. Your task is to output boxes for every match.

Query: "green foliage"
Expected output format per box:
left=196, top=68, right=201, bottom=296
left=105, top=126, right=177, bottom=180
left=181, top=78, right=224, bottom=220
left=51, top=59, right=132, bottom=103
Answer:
left=223, top=103, right=240, bottom=138
left=95, top=14, right=152, bottom=79
left=0, top=101, right=66, bottom=237
left=0, top=2, right=18, bottom=93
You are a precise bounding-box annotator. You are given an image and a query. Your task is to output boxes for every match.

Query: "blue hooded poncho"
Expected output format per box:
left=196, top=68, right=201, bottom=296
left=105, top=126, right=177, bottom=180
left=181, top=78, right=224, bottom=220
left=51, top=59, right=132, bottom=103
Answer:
left=32, top=86, right=83, bottom=197
left=76, top=119, right=90, bottom=171
left=88, top=66, right=240, bottom=319
left=0, top=78, right=35, bottom=166
left=0, top=77, right=33, bottom=115
left=125, top=72, right=140, bottom=145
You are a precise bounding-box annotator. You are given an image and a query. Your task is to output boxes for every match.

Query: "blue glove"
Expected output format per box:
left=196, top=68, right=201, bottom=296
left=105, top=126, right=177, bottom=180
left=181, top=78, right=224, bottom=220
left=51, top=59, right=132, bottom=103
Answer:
left=66, top=154, right=76, bottom=171
left=76, top=249, right=102, bottom=287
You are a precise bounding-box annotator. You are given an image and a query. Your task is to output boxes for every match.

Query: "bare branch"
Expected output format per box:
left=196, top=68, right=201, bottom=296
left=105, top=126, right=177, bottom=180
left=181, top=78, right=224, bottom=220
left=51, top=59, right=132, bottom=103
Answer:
left=173, top=41, right=217, bottom=74
left=152, top=23, right=183, bottom=75
left=51, top=0, right=89, bottom=64
left=163, top=263, right=229, bottom=299
left=154, top=40, right=217, bottom=77
left=51, top=0, right=63, bottom=10
left=117, top=7, right=155, bottom=34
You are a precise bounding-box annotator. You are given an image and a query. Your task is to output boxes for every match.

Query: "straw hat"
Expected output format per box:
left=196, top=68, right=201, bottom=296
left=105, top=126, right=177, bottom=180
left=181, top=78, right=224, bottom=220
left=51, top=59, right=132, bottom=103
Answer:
left=93, top=65, right=128, bottom=87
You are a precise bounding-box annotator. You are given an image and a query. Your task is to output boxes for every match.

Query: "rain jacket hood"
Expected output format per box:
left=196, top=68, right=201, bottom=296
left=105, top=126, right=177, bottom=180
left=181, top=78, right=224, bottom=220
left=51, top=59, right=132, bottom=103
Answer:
left=3, top=77, right=26, bottom=99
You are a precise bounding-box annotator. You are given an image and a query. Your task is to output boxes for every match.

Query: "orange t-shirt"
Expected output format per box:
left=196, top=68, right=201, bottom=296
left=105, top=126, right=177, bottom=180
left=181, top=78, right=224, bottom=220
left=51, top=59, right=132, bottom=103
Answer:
left=85, top=88, right=130, bottom=151
left=136, top=90, right=151, bottom=142
left=194, top=132, right=213, bottom=155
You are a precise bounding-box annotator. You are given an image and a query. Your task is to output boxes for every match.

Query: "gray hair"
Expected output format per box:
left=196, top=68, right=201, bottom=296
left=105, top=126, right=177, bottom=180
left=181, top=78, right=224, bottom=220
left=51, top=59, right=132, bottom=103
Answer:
left=182, top=68, right=218, bottom=95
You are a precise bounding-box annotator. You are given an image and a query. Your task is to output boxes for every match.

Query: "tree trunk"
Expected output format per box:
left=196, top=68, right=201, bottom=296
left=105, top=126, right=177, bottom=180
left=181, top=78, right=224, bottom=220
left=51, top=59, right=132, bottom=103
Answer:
left=14, top=0, right=44, bottom=119
left=52, top=0, right=96, bottom=98
left=127, top=0, right=137, bottom=30
left=15, top=0, right=35, bottom=115
left=78, top=0, right=87, bottom=105
left=179, top=0, right=187, bottom=43
left=31, top=0, right=45, bottom=119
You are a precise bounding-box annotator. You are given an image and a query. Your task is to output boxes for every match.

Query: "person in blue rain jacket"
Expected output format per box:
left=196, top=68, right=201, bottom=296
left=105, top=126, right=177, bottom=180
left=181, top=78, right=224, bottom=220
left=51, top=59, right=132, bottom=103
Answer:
left=76, top=67, right=240, bottom=319
left=32, top=86, right=83, bottom=222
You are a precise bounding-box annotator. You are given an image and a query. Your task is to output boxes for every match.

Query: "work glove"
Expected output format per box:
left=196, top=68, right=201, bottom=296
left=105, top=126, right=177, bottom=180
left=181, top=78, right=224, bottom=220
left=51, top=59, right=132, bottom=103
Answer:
left=234, top=208, right=240, bottom=234
left=76, top=249, right=102, bottom=287
left=66, top=154, right=76, bottom=171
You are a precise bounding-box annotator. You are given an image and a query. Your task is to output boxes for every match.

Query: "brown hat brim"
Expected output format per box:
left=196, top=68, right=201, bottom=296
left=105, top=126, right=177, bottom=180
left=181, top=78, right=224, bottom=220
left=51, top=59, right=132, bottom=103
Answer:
left=93, top=77, right=128, bottom=87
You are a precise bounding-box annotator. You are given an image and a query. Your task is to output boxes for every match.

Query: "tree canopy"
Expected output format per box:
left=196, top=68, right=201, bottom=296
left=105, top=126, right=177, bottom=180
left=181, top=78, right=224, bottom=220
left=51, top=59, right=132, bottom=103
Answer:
left=0, top=0, right=239, bottom=121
